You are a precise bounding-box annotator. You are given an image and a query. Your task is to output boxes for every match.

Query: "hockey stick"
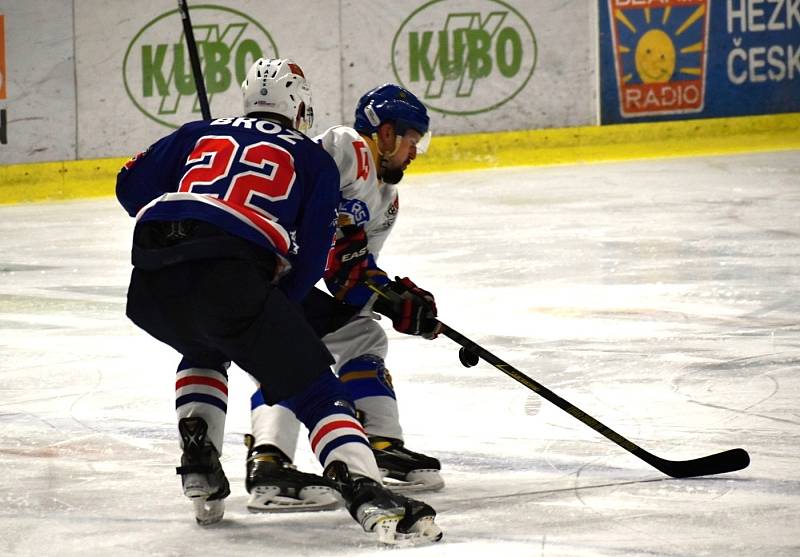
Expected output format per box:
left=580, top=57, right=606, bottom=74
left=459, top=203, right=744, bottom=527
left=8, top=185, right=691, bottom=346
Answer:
left=439, top=323, right=750, bottom=478
left=365, top=281, right=750, bottom=479
left=177, top=0, right=211, bottom=120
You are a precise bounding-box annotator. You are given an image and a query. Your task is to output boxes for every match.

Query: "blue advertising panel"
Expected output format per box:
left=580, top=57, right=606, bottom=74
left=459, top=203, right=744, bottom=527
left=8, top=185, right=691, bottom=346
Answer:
left=600, top=0, right=800, bottom=124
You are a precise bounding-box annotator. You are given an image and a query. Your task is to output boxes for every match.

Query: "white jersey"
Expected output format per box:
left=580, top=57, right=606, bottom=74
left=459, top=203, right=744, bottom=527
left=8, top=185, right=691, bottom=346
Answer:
left=314, top=125, right=398, bottom=260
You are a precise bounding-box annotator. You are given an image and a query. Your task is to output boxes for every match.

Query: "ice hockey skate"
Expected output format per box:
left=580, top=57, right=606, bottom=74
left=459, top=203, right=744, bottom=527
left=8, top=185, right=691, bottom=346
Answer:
left=244, top=435, right=342, bottom=513
left=370, top=437, right=444, bottom=493
left=324, top=461, right=442, bottom=545
left=176, top=417, right=230, bottom=525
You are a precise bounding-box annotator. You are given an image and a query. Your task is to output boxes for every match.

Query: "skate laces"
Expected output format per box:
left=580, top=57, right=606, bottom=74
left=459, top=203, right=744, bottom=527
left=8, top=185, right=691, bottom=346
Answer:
left=177, top=417, right=218, bottom=474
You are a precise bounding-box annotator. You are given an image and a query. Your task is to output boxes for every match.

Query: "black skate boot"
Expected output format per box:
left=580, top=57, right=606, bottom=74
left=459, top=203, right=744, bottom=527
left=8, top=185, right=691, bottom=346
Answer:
left=370, top=437, right=444, bottom=492
left=176, top=417, right=230, bottom=525
left=323, top=460, right=443, bottom=545
left=244, top=434, right=341, bottom=513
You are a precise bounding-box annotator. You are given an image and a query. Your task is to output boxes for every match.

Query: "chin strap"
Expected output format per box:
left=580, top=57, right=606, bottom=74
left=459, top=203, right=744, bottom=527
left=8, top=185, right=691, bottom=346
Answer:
left=379, top=135, right=402, bottom=159
left=378, top=136, right=403, bottom=184
left=361, top=132, right=401, bottom=182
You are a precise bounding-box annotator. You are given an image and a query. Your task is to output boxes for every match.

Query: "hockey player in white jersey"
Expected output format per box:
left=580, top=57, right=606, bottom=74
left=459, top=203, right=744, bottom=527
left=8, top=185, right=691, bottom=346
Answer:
left=246, top=84, right=444, bottom=514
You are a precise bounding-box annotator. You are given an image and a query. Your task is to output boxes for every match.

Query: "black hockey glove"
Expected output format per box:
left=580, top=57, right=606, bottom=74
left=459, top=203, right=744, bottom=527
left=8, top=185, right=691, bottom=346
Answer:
left=323, top=226, right=369, bottom=291
left=372, top=276, right=440, bottom=339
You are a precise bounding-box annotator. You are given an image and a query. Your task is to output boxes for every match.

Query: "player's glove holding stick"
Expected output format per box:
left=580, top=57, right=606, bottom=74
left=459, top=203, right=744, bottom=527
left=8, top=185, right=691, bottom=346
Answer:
left=324, top=225, right=369, bottom=291
left=372, top=276, right=441, bottom=339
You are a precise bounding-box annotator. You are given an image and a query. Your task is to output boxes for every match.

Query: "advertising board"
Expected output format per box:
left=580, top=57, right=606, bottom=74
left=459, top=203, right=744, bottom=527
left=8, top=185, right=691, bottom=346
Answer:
left=341, top=0, right=597, bottom=135
left=75, top=0, right=341, bottom=159
left=600, top=0, right=800, bottom=123
left=0, top=2, right=76, bottom=164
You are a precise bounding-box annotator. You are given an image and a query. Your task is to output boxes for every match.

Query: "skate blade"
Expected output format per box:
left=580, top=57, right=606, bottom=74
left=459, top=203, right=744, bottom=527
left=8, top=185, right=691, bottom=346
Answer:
left=382, top=469, right=444, bottom=493
left=193, top=498, right=224, bottom=526
left=247, top=485, right=342, bottom=514
left=374, top=515, right=443, bottom=546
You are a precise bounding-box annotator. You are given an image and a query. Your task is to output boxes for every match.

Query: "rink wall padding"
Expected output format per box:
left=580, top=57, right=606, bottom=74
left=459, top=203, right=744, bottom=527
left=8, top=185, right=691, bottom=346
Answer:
left=0, top=158, right=127, bottom=204
left=418, top=113, right=800, bottom=173
left=3, top=1, right=799, bottom=169
left=2, top=112, right=798, bottom=205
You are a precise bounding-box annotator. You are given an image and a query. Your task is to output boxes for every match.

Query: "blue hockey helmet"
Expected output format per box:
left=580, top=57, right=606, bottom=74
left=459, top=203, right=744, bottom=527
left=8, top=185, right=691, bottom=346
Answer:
left=354, top=84, right=430, bottom=139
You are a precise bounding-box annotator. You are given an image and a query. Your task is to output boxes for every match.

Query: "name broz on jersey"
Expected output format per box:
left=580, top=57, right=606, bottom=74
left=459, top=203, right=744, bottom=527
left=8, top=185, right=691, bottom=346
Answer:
left=211, top=116, right=306, bottom=144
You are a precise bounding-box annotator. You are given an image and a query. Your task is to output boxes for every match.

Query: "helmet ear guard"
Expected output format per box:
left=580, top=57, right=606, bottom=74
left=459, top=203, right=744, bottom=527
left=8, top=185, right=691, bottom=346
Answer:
left=241, top=58, right=314, bottom=131
left=363, top=104, right=382, bottom=128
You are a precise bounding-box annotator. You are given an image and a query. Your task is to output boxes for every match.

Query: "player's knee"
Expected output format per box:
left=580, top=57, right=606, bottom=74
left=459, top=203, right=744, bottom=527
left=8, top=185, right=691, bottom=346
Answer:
left=283, top=371, right=356, bottom=426
left=338, top=355, right=396, bottom=400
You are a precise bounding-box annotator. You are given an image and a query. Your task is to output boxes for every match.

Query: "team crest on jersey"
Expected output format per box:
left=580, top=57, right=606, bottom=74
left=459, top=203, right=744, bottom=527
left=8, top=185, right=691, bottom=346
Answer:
left=339, top=198, right=370, bottom=227
left=380, top=195, right=399, bottom=231
left=122, top=148, right=149, bottom=170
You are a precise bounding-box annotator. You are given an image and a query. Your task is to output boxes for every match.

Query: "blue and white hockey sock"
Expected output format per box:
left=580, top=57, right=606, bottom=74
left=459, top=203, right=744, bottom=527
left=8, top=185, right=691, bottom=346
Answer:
left=250, top=388, right=301, bottom=459
left=175, top=358, right=228, bottom=454
left=283, top=370, right=381, bottom=482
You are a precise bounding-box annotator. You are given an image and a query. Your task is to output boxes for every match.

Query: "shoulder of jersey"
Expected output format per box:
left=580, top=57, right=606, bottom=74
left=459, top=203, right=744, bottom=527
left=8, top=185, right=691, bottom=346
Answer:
left=314, top=124, right=363, bottom=144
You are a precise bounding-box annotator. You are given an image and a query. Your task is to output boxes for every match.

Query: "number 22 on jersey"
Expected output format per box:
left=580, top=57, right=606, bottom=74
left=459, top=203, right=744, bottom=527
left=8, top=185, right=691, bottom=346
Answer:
left=179, top=135, right=297, bottom=219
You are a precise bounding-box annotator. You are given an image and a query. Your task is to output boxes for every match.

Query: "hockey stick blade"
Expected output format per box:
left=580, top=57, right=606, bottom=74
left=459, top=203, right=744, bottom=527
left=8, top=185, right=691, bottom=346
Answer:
left=438, top=322, right=751, bottom=479
left=647, top=448, right=750, bottom=479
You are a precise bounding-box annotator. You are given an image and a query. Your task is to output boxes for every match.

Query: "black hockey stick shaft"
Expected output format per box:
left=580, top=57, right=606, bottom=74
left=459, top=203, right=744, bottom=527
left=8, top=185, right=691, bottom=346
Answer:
left=177, top=0, right=211, bottom=120
left=441, top=323, right=750, bottom=478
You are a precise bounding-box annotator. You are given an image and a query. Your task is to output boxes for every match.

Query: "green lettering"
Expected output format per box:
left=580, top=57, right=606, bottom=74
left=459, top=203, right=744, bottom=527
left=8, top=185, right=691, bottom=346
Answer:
left=141, top=44, right=169, bottom=97
left=235, top=39, right=263, bottom=85
left=466, top=29, right=492, bottom=79
left=438, top=29, right=466, bottom=79
left=495, top=27, right=522, bottom=78
left=409, top=31, right=435, bottom=82
left=173, top=43, right=197, bottom=95
left=201, top=42, right=231, bottom=93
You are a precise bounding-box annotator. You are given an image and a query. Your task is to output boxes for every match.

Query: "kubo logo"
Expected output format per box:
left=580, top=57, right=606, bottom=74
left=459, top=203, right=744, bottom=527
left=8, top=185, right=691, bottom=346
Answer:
left=392, top=0, right=536, bottom=115
left=123, top=5, right=277, bottom=128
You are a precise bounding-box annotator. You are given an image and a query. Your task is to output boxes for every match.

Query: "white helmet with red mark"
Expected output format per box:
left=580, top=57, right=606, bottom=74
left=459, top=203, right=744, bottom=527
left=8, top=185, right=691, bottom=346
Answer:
left=241, top=58, right=314, bottom=131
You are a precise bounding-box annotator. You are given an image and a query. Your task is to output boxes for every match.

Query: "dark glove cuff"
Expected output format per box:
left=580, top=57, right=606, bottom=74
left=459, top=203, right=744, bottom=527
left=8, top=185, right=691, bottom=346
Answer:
left=371, top=294, right=397, bottom=319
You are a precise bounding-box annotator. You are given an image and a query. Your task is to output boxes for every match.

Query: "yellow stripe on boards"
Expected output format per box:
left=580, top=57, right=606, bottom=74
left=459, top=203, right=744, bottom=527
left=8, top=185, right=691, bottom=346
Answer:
left=0, top=157, right=127, bottom=205
left=1, top=113, right=798, bottom=204
left=411, top=113, right=800, bottom=175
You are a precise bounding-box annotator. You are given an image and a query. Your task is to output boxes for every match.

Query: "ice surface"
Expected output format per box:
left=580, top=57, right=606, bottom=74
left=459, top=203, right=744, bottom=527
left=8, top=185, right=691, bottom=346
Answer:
left=1, top=151, right=799, bottom=556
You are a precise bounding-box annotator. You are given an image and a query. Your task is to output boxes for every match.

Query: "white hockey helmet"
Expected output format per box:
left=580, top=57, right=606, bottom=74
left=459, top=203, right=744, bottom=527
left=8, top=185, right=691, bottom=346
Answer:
left=241, top=58, right=314, bottom=131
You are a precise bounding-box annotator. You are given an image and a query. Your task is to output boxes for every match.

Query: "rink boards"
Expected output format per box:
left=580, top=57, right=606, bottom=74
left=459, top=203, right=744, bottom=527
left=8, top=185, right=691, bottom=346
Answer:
left=0, top=0, right=798, bottom=197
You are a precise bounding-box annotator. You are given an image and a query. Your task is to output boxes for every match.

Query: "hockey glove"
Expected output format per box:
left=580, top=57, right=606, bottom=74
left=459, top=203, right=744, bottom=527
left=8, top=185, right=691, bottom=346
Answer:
left=324, top=226, right=369, bottom=291
left=372, top=276, right=440, bottom=339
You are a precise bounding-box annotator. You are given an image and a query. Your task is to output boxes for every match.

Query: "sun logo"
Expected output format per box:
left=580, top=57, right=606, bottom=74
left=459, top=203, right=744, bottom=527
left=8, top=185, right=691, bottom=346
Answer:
left=635, top=29, right=676, bottom=83
left=608, top=0, right=710, bottom=117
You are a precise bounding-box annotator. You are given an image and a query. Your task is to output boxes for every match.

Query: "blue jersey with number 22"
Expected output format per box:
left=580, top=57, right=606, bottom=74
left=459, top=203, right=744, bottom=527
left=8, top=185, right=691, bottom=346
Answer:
left=116, top=116, right=340, bottom=302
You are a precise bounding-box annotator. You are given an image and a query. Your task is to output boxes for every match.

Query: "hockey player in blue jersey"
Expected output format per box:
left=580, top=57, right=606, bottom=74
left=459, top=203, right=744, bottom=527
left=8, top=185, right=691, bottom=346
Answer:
left=245, top=84, right=445, bottom=513
left=117, top=58, right=441, bottom=544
